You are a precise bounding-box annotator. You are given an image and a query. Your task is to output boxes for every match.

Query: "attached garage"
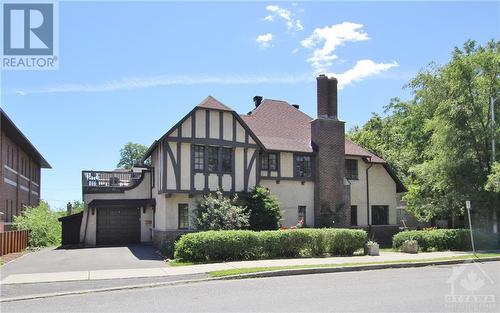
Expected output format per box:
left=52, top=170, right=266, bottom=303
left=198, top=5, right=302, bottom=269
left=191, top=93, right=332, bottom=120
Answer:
left=97, top=207, right=140, bottom=245
left=88, top=199, right=155, bottom=246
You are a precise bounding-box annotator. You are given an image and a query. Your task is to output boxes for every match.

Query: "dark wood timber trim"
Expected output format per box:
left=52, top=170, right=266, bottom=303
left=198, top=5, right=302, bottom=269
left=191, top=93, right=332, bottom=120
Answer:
left=231, top=147, right=236, bottom=192
left=162, top=141, right=167, bottom=192
left=243, top=147, right=248, bottom=190
left=219, top=111, right=224, bottom=140
left=205, top=109, right=210, bottom=139
left=165, top=137, right=258, bottom=148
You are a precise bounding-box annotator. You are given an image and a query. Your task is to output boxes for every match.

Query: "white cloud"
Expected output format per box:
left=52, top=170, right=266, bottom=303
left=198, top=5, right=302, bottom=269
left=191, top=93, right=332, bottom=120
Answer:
left=256, top=33, right=273, bottom=49
left=329, top=59, right=399, bottom=89
left=7, top=74, right=313, bottom=95
left=301, top=22, right=369, bottom=73
left=264, top=5, right=303, bottom=31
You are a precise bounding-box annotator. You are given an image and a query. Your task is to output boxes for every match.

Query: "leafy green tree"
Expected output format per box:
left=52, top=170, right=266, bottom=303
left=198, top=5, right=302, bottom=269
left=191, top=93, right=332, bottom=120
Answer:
left=486, top=162, right=500, bottom=193
left=193, top=190, right=249, bottom=230
left=349, top=40, right=499, bottom=225
left=117, top=142, right=149, bottom=169
left=13, top=201, right=62, bottom=247
left=69, top=200, right=84, bottom=214
left=238, top=186, right=282, bottom=230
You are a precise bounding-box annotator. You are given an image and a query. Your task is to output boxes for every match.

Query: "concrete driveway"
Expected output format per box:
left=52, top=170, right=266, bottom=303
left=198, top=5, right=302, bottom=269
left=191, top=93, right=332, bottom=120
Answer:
left=0, top=245, right=166, bottom=279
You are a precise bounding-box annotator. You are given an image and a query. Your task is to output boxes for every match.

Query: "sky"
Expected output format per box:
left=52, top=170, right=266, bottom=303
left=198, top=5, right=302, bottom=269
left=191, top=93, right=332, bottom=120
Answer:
left=1, top=1, right=498, bottom=210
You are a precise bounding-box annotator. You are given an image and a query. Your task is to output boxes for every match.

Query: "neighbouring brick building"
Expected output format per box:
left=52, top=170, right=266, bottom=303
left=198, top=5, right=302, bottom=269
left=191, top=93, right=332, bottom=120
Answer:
left=0, top=109, right=51, bottom=230
left=79, top=75, right=406, bottom=247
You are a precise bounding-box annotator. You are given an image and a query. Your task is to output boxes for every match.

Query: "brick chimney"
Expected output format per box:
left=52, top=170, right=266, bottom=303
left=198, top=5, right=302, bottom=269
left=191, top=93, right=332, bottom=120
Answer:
left=311, top=75, right=349, bottom=227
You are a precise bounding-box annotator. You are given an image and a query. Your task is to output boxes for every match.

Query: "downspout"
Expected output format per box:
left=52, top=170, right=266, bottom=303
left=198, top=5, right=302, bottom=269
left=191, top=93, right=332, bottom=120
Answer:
left=366, top=157, right=373, bottom=239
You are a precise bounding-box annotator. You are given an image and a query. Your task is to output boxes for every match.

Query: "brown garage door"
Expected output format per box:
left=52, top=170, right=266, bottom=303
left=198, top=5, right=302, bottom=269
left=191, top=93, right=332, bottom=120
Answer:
left=96, top=207, right=140, bottom=245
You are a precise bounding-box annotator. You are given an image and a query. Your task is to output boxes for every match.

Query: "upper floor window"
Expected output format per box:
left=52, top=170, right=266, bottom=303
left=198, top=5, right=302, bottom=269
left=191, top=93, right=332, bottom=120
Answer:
left=207, top=146, right=219, bottom=172
left=295, top=155, right=312, bottom=178
left=345, top=159, right=358, bottom=180
left=194, top=145, right=205, bottom=170
left=222, top=148, right=232, bottom=172
left=261, top=153, right=278, bottom=171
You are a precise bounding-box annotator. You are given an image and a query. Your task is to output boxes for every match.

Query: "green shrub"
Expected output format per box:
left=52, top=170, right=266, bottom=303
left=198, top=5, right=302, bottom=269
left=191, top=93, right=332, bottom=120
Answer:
left=174, top=228, right=367, bottom=262
left=193, top=191, right=249, bottom=231
left=392, top=229, right=471, bottom=252
left=238, top=186, right=282, bottom=230
left=13, top=201, right=62, bottom=247
left=325, top=229, right=368, bottom=255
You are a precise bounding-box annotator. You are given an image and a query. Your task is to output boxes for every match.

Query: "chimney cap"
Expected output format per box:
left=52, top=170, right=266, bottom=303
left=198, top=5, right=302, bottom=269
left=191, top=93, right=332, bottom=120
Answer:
left=253, top=96, right=263, bottom=108
left=317, top=74, right=338, bottom=82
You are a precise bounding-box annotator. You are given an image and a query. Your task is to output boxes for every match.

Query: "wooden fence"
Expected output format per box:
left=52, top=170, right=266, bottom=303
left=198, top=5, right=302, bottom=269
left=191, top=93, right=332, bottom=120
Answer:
left=0, top=230, right=29, bottom=256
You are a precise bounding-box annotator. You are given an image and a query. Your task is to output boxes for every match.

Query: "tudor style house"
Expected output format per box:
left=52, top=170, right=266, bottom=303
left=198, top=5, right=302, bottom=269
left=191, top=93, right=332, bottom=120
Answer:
left=80, top=75, right=405, bottom=247
left=0, top=109, right=51, bottom=230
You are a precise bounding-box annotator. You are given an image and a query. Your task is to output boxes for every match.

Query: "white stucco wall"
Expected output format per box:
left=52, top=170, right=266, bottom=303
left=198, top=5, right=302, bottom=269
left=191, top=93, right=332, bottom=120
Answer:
left=261, top=179, right=315, bottom=227
left=155, top=194, right=200, bottom=230
left=80, top=171, right=152, bottom=245
left=280, top=152, right=294, bottom=178
left=348, top=157, right=398, bottom=226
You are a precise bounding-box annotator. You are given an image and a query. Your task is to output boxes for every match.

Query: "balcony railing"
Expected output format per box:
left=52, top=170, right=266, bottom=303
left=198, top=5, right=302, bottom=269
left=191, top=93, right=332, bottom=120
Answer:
left=82, top=170, right=145, bottom=193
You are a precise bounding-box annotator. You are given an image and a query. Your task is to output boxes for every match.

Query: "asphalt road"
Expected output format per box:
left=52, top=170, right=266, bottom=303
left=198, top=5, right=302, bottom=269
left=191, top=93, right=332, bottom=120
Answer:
left=2, top=261, right=499, bottom=313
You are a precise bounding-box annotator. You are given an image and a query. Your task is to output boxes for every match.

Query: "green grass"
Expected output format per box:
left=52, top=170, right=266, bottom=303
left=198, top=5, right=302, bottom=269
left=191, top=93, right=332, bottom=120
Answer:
left=208, top=253, right=500, bottom=277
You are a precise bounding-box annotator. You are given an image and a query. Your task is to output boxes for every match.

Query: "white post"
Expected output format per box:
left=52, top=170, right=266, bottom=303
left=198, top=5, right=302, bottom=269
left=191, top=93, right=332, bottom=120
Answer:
left=466, top=200, right=476, bottom=256
left=491, top=97, right=496, bottom=164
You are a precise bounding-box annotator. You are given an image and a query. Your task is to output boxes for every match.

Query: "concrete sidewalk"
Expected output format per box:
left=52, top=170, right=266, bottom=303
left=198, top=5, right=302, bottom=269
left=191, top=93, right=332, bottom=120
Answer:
left=1, top=251, right=473, bottom=285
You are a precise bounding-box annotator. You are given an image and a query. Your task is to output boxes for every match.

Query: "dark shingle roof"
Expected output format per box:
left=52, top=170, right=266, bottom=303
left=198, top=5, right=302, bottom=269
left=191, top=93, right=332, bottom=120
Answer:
left=240, top=99, right=386, bottom=163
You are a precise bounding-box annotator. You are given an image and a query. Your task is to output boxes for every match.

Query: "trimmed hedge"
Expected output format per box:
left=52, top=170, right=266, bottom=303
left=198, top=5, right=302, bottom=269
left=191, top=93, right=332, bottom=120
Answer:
left=392, top=229, right=473, bottom=251
left=174, top=228, right=367, bottom=262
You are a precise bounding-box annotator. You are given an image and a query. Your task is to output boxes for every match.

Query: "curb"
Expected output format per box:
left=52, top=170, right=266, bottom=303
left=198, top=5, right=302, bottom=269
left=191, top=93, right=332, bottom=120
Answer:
left=219, top=256, right=500, bottom=280
left=2, top=256, right=499, bottom=303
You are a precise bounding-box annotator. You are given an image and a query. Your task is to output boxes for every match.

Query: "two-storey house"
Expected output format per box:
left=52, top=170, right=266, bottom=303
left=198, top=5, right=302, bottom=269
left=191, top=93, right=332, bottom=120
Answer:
left=80, top=76, right=405, bottom=246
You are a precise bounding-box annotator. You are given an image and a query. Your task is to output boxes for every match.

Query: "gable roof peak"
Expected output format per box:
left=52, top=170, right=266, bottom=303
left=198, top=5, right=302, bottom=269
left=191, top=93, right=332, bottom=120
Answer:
left=197, top=95, right=233, bottom=111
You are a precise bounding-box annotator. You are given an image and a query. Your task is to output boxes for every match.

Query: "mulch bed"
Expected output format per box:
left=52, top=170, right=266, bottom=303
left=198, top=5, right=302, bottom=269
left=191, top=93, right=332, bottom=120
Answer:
left=0, top=250, right=29, bottom=265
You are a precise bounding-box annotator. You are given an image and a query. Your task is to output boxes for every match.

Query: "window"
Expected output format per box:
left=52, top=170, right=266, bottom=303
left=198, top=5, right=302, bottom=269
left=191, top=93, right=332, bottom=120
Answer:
left=207, top=147, right=219, bottom=172
left=372, top=205, right=389, bottom=225
left=194, top=145, right=205, bottom=171
left=295, top=155, right=312, bottom=178
left=350, top=205, right=358, bottom=226
left=178, top=204, right=189, bottom=229
left=222, top=148, right=232, bottom=172
left=345, top=159, right=358, bottom=180
left=298, top=206, right=306, bottom=225
left=261, top=153, right=278, bottom=171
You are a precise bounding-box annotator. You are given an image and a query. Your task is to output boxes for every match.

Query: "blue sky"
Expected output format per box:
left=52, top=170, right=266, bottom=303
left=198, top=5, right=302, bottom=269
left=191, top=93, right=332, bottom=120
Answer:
left=1, top=1, right=498, bottom=209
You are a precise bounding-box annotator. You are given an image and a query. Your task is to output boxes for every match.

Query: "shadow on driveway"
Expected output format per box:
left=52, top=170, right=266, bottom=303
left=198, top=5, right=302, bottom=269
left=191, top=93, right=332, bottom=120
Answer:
left=1, top=245, right=166, bottom=278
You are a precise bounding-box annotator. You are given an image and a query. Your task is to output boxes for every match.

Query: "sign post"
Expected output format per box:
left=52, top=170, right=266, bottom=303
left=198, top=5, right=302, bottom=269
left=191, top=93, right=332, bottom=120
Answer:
left=465, top=200, right=476, bottom=257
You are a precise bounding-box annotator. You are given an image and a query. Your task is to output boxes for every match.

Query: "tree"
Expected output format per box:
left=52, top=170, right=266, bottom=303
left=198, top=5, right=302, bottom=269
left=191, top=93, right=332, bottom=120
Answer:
left=486, top=162, right=500, bottom=193
left=117, top=142, right=149, bottom=169
left=238, top=186, right=282, bottom=230
left=349, top=40, right=499, bottom=225
left=13, top=201, right=62, bottom=247
left=193, top=190, right=249, bottom=230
